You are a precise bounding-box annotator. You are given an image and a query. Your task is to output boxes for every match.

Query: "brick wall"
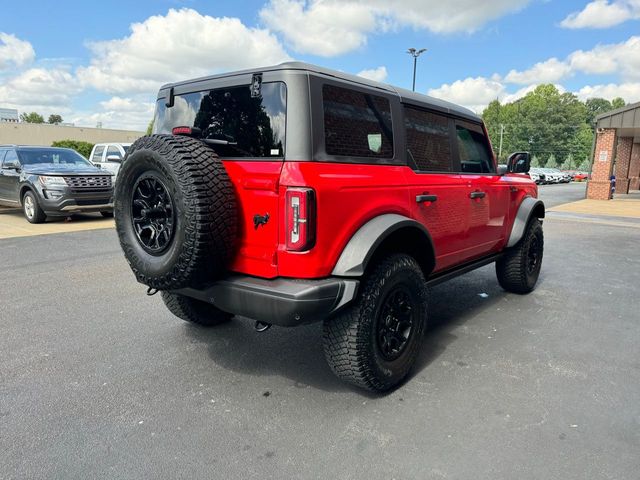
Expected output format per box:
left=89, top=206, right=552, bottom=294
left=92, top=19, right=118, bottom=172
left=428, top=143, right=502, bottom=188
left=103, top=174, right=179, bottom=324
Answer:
left=629, top=142, right=640, bottom=191
left=614, top=137, right=633, bottom=194
left=587, top=128, right=616, bottom=200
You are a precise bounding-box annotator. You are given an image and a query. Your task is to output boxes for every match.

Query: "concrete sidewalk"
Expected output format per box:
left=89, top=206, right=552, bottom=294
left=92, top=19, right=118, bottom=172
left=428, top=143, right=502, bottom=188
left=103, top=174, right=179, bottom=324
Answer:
left=549, top=195, right=640, bottom=219
left=0, top=207, right=114, bottom=240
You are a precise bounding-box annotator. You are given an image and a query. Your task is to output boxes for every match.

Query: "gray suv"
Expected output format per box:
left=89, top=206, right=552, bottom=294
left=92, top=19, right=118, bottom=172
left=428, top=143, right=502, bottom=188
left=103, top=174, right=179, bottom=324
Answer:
left=0, top=145, right=114, bottom=223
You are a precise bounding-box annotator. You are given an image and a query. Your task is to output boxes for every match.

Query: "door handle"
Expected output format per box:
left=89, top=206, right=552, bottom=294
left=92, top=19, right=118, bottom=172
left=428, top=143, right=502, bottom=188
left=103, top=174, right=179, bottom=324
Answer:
left=469, top=191, right=486, bottom=199
left=416, top=194, right=438, bottom=203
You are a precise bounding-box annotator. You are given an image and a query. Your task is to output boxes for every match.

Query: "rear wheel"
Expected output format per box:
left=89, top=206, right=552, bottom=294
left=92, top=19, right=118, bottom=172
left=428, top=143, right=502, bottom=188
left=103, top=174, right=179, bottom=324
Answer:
left=496, top=218, right=544, bottom=294
left=23, top=191, right=46, bottom=224
left=161, top=291, right=233, bottom=327
left=322, top=254, right=428, bottom=392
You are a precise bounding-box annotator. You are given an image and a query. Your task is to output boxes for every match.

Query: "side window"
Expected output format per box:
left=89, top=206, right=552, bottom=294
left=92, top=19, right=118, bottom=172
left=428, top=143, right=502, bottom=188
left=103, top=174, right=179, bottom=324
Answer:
left=404, top=107, right=452, bottom=172
left=455, top=121, right=495, bottom=174
left=92, top=146, right=105, bottom=163
left=0, top=150, right=7, bottom=166
left=322, top=84, right=393, bottom=159
left=106, top=145, right=122, bottom=160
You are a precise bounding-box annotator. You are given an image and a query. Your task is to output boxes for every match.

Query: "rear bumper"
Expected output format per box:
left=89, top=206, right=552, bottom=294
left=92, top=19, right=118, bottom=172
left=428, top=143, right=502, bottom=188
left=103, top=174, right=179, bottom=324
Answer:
left=174, top=275, right=359, bottom=327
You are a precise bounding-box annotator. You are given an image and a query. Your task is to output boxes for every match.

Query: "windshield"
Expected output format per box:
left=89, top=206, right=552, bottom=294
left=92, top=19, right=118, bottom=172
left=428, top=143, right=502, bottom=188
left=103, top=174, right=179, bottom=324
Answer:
left=123, top=146, right=130, bottom=153
left=153, top=82, right=286, bottom=159
left=16, top=148, right=94, bottom=169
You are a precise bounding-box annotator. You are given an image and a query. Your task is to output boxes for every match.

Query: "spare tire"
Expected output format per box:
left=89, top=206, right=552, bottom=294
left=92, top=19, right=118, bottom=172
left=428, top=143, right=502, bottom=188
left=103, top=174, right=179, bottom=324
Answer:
left=114, top=135, right=237, bottom=290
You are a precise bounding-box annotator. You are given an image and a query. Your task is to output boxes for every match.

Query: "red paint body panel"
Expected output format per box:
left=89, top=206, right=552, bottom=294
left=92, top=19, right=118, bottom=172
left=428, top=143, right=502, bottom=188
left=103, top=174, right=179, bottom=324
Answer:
left=223, top=160, right=284, bottom=278
left=222, top=159, right=538, bottom=281
left=277, top=162, right=412, bottom=278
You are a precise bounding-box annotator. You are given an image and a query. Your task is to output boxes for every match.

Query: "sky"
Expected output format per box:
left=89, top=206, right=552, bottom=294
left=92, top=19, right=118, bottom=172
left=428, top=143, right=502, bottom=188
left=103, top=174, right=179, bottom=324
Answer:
left=1, top=0, right=639, bottom=131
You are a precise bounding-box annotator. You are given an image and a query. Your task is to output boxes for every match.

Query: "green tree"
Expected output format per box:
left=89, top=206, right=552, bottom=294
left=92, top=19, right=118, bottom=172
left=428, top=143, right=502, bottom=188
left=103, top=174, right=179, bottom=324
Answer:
left=146, top=120, right=154, bottom=135
left=48, top=114, right=63, bottom=125
left=585, top=98, right=612, bottom=125
left=611, top=97, right=626, bottom=109
left=51, top=140, right=94, bottom=159
left=20, top=112, right=45, bottom=123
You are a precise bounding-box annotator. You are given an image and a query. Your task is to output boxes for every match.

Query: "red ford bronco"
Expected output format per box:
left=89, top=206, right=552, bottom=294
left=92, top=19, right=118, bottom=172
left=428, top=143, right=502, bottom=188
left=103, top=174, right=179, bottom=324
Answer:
left=114, top=62, right=544, bottom=392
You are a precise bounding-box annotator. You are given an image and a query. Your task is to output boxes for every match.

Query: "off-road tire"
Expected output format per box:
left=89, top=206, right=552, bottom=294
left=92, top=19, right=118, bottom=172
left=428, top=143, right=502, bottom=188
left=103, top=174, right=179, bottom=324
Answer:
left=114, top=135, right=237, bottom=290
left=322, top=254, right=428, bottom=392
left=161, top=291, right=233, bottom=326
left=100, top=211, right=114, bottom=218
left=496, top=218, right=544, bottom=294
left=23, top=191, right=46, bottom=224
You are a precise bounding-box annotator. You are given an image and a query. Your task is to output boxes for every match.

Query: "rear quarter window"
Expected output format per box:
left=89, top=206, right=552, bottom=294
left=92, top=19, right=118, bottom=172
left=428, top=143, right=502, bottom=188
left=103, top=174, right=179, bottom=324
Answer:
left=322, top=84, right=393, bottom=160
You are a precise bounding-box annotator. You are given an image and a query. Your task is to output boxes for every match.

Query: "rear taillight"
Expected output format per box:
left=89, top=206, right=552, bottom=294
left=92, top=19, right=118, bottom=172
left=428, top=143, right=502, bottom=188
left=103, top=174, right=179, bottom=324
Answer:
left=285, top=188, right=315, bottom=251
left=172, top=126, right=202, bottom=137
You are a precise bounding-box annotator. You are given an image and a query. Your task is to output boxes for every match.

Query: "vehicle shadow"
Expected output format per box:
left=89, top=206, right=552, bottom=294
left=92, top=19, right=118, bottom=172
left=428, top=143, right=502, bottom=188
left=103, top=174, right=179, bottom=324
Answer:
left=186, top=265, right=524, bottom=396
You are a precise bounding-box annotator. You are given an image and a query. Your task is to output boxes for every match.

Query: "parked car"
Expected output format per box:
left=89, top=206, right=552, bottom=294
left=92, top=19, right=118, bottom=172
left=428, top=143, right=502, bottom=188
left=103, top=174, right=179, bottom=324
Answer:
left=540, top=168, right=563, bottom=183
left=573, top=172, right=589, bottom=182
left=0, top=145, right=114, bottom=223
left=114, top=62, right=545, bottom=392
left=528, top=170, right=545, bottom=184
left=530, top=168, right=548, bottom=184
left=89, top=143, right=131, bottom=178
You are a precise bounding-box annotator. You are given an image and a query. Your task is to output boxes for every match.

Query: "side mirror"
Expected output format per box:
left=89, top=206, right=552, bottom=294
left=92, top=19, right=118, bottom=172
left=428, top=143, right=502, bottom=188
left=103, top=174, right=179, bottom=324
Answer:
left=507, top=152, right=531, bottom=174
left=497, top=164, right=508, bottom=175
left=3, top=159, right=21, bottom=171
left=106, top=155, right=122, bottom=163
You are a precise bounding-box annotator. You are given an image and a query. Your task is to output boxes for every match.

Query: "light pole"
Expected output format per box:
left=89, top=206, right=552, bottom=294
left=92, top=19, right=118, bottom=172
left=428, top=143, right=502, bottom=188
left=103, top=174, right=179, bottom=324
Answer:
left=407, top=48, right=427, bottom=92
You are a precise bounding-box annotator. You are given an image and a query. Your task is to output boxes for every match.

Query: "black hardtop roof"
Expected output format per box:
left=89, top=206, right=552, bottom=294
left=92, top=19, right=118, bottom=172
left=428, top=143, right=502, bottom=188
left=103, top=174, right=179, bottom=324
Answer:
left=160, top=61, right=480, bottom=122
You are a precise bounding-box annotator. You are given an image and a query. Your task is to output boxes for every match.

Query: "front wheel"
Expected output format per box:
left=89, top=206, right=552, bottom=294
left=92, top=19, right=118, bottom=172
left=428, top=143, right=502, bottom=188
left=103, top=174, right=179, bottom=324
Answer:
left=322, top=254, right=428, bottom=392
left=161, top=291, right=233, bottom=327
left=23, top=191, right=46, bottom=224
left=496, top=218, right=544, bottom=294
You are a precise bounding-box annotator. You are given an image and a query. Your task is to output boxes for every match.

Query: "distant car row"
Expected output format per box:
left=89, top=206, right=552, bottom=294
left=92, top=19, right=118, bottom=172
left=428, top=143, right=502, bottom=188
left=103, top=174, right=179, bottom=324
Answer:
left=529, top=168, right=590, bottom=185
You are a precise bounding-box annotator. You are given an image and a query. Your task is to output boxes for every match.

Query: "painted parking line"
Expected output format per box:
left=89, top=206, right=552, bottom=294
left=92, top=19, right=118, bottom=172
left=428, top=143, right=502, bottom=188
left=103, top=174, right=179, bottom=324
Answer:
left=0, top=208, right=114, bottom=240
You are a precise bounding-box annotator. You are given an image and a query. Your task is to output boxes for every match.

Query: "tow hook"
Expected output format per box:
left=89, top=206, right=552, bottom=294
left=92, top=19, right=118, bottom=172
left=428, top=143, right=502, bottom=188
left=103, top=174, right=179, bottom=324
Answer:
left=255, top=321, right=271, bottom=332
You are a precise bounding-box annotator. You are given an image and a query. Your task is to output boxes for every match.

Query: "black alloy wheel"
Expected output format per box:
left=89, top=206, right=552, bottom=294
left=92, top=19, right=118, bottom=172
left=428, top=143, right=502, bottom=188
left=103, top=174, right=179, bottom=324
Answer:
left=130, top=173, right=175, bottom=255
left=377, top=287, right=415, bottom=361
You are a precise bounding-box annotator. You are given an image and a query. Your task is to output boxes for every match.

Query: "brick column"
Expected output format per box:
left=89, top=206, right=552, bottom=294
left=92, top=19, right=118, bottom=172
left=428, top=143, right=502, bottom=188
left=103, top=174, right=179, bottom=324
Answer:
left=587, top=128, right=616, bottom=200
left=614, top=137, right=633, bottom=194
left=629, top=142, right=640, bottom=191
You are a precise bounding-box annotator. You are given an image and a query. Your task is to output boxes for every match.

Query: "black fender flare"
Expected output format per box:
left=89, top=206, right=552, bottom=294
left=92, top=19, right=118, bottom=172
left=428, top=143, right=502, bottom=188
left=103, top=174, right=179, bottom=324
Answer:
left=507, top=197, right=545, bottom=248
left=331, top=214, right=435, bottom=277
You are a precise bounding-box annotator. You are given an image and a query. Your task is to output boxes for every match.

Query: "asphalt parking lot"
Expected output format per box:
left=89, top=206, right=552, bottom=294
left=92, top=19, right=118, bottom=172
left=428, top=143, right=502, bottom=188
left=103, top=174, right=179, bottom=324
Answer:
left=2, top=183, right=639, bottom=479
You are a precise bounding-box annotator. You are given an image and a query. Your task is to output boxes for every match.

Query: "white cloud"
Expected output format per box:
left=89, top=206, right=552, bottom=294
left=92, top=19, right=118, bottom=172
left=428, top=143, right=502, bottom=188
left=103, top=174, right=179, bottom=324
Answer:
left=504, top=58, right=572, bottom=85
left=568, top=36, right=640, bottom=81
left=428, top=76, right=506, bottom=113
left=501, top=36, right=640, bottom=87
left=77, top=8, right=291, bottom=95
left=0, top=67, right=80, bottom=114
left=560, top=0, right=640, bottom=29
left=575, top=82, right=640, bottom=101
left=357, top=66, right=388, bottom=82
left=260, top=0, right=532, bottom=56
left=0, top=32, right=35, bottom=70
left=70, top=96, right=155, bottom=131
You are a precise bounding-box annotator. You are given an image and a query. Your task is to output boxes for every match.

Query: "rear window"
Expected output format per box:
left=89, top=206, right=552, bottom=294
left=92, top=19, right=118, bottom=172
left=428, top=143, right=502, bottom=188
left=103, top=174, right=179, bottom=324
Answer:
left=322, top=84, right=393, bottom=160
left=154, top=82, right=286, bottom=159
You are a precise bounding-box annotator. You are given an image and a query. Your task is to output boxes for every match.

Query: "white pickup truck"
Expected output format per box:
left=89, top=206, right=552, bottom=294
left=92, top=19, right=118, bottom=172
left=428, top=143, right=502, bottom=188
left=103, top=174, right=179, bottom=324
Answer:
left=89, top=143, right=131, bottom=178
